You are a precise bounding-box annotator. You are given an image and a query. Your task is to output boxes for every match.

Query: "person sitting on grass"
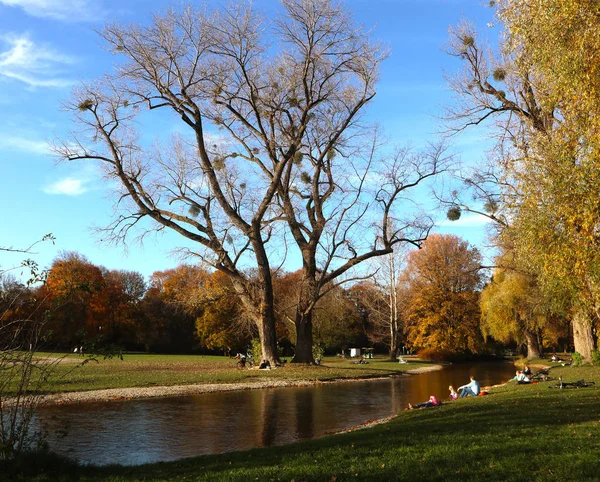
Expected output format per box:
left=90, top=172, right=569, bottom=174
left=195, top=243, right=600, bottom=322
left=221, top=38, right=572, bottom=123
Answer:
left=408, top=395, right=441, bottom=410
left=458, top=376, right=480, bottom=398
left=513, top=370, right=531, bottom=384
left=259, top=359, right=271, bottom=370
left=448, top=385, right=458, bottom=400
left=522, top=365, right=532, bottom=376
left=352, top=356, right=369, bottom=365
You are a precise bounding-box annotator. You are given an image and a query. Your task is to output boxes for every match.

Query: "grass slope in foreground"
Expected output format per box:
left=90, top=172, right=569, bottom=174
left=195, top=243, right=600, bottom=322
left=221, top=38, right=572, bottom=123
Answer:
left=8, top=365, right=600, bottom=482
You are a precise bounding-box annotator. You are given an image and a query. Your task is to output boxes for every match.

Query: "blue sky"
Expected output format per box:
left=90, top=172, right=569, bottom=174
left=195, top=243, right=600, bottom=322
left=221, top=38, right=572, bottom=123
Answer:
left=0, top=0, right=498, bottom=280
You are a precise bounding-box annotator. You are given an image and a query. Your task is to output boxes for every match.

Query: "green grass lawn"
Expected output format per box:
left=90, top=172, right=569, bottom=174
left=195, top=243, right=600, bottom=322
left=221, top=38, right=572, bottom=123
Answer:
left=7, top=365, right=600, bottom=481
left=19, top=353, right=432, bottom=394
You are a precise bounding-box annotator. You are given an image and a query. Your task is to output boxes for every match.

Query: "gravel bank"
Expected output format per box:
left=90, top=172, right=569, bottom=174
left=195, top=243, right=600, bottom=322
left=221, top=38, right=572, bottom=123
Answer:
left=20, top=364, right=443, bottom=407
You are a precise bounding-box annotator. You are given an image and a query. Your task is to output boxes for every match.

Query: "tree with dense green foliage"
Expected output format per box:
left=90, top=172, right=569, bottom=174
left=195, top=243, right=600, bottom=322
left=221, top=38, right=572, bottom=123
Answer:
left=402, top=234, right=484, bottom=354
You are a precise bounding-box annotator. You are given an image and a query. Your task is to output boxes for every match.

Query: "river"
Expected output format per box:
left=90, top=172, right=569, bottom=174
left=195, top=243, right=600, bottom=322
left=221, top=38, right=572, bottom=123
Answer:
left=36, top=361, right=515, bottom=466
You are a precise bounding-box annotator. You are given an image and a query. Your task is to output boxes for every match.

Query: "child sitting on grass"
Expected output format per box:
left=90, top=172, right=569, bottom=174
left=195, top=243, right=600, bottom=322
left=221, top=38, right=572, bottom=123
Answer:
left=408, top=395, right=441, bottom=410
left=448, top=385, right=458, bottom=400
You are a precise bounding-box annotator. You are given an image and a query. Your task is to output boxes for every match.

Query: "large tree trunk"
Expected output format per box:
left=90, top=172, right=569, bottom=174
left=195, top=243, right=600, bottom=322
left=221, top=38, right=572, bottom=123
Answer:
left=235, top=289, right=279, bottom=365
left=291, top=276, right=317, bottom=364
left=257, top=305, right=279, bottom=364
left=572, top=309, right=595, bottom=362
left=523, top=330, right=541, bottom=359
left=253, top=240, right=280, bottom=365
left=232, top=253, right=279, bottom=365
left=292, top=311, right=314, bottom=364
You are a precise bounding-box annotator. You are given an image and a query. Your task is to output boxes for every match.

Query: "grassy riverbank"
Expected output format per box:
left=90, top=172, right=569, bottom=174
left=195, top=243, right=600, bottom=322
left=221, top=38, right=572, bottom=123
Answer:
left=8, top=365, right=600, bottom=482
left=17, top=353, right=431, bottom=395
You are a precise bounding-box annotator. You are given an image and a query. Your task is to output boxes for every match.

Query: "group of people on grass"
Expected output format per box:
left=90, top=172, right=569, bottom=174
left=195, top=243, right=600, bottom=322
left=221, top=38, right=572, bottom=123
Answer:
left=408, top=375, right=481, bottom=410
left=514, top=366, right=532, bottom=384
left=235, top=353, right=277, bottom=370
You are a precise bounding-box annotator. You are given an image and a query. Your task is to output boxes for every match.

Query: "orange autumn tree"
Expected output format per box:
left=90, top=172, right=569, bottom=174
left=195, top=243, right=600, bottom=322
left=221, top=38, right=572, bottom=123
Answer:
left=140, top=265, right=210, bottom=353
left=402, top=234, right=484, bottom=356
left=44, top=252, right=107, bottom=346
left=101, top=268, right=146, bottom=347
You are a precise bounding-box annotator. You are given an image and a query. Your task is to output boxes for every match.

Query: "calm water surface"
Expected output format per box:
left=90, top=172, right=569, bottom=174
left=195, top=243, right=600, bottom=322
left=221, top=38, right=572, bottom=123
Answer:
left=37, top=362, right=515, bottom=466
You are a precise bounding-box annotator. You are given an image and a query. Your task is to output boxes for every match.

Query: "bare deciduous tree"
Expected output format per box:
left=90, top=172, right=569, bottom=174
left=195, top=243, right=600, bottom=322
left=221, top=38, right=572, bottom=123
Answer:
left=364, top=248, right=408, bottom=360
left=57, top=0, right=392, bottom=363
left=279, top=135, right=449, bottom=362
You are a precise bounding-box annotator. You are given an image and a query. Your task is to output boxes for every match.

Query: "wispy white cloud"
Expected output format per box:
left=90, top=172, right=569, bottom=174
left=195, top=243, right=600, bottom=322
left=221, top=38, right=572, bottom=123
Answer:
left=43, top=164, right=102, bottom=196
left=43, top=177, right=89, bottom=196
left=0, top=133, right=49, bottom=154
left=0, top=0, right=99, bottom=21
left=0, top=33, right=77, bottom=87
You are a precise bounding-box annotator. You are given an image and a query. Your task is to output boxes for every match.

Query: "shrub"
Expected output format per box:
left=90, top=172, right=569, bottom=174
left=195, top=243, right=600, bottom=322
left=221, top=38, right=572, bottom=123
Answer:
left=591, top=350, right=600, bottom=366
left=417, top=348, right=455, bottom=362
left=572, top=352, right=583, bottom=366
left=250, top=339, right=262, bottom=363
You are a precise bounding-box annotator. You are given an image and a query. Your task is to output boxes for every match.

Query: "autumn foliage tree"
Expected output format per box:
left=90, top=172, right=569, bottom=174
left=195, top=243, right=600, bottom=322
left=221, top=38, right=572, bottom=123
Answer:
left=445, top=0, right=600, bottom=360
left=195, top=271, right=251, bottom=353
left=480, top=267, right=553, bottom=358
left=402, top=234, right=484, bottom=356
left=44, top=252, right=107, bottom=347
left=137, top=266, right=208, bottom=353
left=101, top=268, right=146, bottom=346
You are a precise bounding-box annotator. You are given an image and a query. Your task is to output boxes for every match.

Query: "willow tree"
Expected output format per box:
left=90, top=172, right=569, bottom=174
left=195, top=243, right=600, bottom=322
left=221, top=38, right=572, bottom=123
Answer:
left=444, top=1, right=600, bottom=361
left=58, top=0, right=386, bottom=363
left=481, top=268, right=551, bottom=358
left=496, top=0, right=600, bottom=361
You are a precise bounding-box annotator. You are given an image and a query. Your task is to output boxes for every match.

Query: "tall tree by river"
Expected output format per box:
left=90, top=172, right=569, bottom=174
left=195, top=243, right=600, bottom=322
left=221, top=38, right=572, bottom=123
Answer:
left=444, top=0, right=600, bottom=360
left=58, top=0, right=447, bottom=364
left=58, top=0, right=393, bottom=364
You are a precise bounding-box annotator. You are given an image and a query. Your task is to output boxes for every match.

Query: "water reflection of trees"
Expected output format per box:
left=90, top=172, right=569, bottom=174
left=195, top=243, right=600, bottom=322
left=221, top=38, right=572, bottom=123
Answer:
left=259, top=389, right=280, bottom=446
left=294, top=389, right=315, bottom=440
